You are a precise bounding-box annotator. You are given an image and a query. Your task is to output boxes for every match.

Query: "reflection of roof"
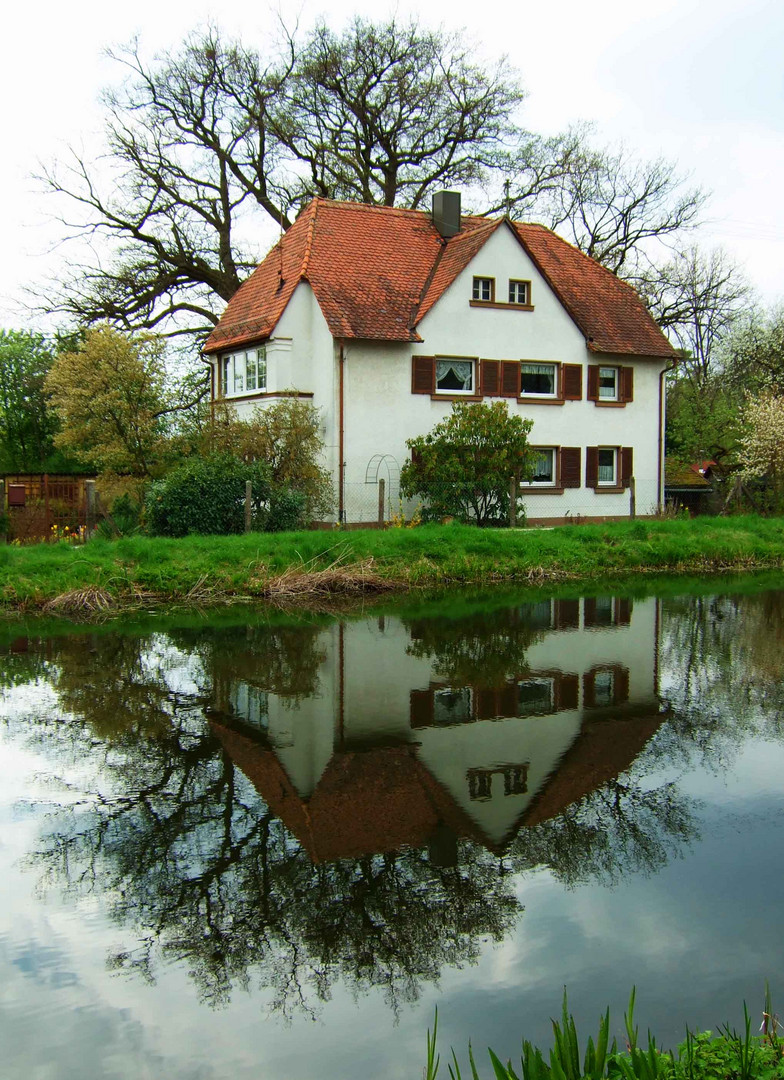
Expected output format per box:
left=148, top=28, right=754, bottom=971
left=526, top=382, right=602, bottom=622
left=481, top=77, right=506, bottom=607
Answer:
left=203, top=198, right=676, bottom=357
left=211, top=703, right=666, bottom=862
left=523, top=708, right=665, bottom=825
left=210, top=719, right=486, bottom=861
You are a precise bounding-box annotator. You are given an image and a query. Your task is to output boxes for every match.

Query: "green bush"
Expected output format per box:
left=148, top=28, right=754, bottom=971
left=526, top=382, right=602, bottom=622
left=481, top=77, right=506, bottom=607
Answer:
left=145, top=455, right=273, bottom=537
left=266, top=488, right=306, bottom=532
left=97, top=493, right=143, bottom=538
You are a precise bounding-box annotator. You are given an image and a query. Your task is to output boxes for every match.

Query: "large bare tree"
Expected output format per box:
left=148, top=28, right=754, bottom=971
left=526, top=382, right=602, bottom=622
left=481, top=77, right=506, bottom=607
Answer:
left=38, top=20, right=708, bottom=347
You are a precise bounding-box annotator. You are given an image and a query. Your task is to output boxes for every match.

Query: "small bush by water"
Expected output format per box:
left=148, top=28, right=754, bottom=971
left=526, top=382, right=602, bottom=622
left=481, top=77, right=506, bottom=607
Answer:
left=425, top=988, right=784, bottom=1080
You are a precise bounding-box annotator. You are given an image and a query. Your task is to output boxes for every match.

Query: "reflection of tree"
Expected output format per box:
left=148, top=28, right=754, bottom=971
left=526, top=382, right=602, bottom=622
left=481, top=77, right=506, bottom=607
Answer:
left=171, top=623, right=326, bottom=704
left=404, top=606, right=543, bottom=686
left=657, top=590, right=784, bottom=770
left=511, top=776, right=696, bottom=887
left=27, top=714, right=520, bottom=1016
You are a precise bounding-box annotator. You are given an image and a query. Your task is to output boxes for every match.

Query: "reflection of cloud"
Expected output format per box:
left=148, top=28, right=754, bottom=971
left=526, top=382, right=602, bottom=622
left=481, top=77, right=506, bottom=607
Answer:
left=0, top=933, right=214, bottom=1080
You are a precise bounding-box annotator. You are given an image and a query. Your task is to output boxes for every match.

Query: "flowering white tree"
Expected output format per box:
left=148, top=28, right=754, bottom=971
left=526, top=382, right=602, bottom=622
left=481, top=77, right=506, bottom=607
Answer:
left=739, top=392, right=784, bottom=508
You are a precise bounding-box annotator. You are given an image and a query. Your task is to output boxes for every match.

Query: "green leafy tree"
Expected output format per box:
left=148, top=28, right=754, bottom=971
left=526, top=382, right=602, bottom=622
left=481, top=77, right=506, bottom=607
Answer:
left=44, top=324, right=201, bottom=477
left=145, top=454, right=274, bottom=536
left=666, top=372, right=743, bottom=467
left=724, top=304, right=784, bottom=396
left=207, top=399, right=333, bottom=521
left=0, top=330, right=69, bottom=472
left=401, top=401, right=534, bottom=526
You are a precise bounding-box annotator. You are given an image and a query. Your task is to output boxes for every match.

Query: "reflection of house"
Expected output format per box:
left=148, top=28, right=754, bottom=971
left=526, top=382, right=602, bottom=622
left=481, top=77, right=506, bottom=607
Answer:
left=208, top=597, right=664, bottom=861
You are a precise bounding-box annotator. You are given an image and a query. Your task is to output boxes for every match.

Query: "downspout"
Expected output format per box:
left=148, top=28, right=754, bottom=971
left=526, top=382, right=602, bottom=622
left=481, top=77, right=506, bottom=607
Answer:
left=338, top=340, right=345, bottom=523
left=658, top=360, right=678, bottom=509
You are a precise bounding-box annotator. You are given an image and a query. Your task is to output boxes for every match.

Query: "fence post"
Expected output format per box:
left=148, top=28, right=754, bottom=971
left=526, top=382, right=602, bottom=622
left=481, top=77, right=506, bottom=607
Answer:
left=377, top=477, right=385, bottom=528
left=245, top=481, right=252, bottom=532
left=0, top=479, right=5, bottom=543
left=509, top=475, right=517, bottom=528
left=629, top=477, right=636, bottom=520
left=85, top=480, right=96, bottom=538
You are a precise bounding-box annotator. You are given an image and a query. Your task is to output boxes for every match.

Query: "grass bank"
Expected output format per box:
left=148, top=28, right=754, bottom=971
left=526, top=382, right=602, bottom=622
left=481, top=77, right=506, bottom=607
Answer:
left=1, top=516, right=784, bottom=615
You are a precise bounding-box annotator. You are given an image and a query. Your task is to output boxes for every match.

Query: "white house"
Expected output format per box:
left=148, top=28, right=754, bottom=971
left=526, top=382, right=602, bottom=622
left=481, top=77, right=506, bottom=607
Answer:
left=203, top=193, right=676, bottom=524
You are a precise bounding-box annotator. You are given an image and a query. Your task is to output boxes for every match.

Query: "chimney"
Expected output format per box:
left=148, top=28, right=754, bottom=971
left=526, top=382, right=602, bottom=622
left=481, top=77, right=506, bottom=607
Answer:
left=432, top=191, right=461, bottom=238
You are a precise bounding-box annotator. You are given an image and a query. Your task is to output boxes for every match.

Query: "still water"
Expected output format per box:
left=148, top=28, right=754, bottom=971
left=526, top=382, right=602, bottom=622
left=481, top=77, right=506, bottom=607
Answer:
left=1, top=582, right=784, bottom=1080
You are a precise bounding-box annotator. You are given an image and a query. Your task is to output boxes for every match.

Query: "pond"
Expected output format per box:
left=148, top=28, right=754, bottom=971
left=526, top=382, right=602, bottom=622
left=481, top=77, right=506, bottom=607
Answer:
left=1, top=580, right=784, bottom=1080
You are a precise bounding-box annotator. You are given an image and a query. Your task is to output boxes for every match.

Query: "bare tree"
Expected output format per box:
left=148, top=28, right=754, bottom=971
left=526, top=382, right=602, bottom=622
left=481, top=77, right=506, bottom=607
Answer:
left=640, top=246, right=750, bottom=385
left=523, top=129, right=707, bottom=276
left=272, top=18, right=525, bottom=209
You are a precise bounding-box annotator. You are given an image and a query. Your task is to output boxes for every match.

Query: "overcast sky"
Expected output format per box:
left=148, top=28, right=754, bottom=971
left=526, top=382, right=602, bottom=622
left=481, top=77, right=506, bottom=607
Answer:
left=2, top=0, right=782, bottom=329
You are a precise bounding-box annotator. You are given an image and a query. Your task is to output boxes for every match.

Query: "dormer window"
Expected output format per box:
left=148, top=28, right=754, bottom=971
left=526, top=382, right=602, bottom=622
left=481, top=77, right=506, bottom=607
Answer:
left=509, top=279, right=530, bottom=305
left=472, top=277, right=494, bottom=302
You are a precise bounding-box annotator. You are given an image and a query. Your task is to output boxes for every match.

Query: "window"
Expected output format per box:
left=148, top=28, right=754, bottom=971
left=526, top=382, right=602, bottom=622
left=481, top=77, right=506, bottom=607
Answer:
left=509, top=279, right=530, bottom=305
left=520, top=362, right=557, bottom=397
left=219, top=347, right=267, bottom=397
left=526, top=448, right=556, bottom=485
left=517, top=677, right=555, bottom=717
left=433, top=687, right=473, bottom=725
left=598, top=366, right=618, bottom=400
left=435, top=357, right=475, bottom=395
left=597, top=447, right=617, bottom=485
left=472, top=277, right=494, bottom=302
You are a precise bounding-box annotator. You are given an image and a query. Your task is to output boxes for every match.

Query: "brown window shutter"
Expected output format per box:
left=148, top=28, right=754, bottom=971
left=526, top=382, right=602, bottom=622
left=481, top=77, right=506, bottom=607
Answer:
left=501, top=360, right=520, bottom=397
left=412, top=356, right=435, bottom=394
left=555, top=599, right=579, bottom=629
left=615, top=666, right=630, bottom=705
left=559, top=673, right=579, bottom=711
left=586, top=446, right=599, bottom=488
left=620, top=366, right=634, bottom=402
left=615, top=597, right=632, bottom=625
left=559, top=447, right=581, bottom=488
left=621, top=446, right=634, bottom=488
left=410, top=689, right=434, bottom=728
left=476, top=688, right=495, bottom=720
left=562, top=364, right=582, bottom=400
left=499, top=683, right=517, bottom=718
left=584, top=597, right=597, bottom=627
left=587, top=364, right=600, bottom=401
left=481, top=359, right=500, bottom=397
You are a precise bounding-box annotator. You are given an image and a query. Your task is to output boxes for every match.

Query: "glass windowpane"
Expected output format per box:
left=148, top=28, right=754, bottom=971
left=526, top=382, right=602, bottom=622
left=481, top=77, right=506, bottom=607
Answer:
left=436, top=359, right=474, bottom=393
left=521, top=362, right=555, bottom=395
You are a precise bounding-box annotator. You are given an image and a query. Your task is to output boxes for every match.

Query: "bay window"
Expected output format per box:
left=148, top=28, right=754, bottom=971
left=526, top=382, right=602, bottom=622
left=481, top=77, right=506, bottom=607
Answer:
left=219, top=347, right=267, bottom=397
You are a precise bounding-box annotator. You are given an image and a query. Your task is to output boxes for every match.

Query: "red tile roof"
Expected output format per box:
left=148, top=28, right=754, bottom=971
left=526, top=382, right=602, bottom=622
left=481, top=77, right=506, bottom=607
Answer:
left=204, top=198, right=675, bottom=359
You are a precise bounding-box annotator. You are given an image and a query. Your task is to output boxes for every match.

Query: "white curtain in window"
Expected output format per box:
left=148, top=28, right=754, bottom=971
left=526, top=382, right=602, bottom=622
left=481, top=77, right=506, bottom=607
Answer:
left=436, top=359, right=473, bottom=392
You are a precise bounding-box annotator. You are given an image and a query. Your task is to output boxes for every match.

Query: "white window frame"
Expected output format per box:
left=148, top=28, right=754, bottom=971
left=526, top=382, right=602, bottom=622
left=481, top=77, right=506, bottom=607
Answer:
left=520, top=361, right=558, bottom=398
left=219, top=347, right=267, bottom=398
left=597, top=447, right=618, bottom=486
left=509, top=279, right=530, bottom=305
left=592, top=669, right=615, bottom=708
left=598, top=365, right=619, bottom=401
left=523, top=447, right=557, bottom=486
left=517, top=676, right=555, bottom=717
left=472, top=277, right=494, bottom=302
left=435, top=356, right=476, bottom=396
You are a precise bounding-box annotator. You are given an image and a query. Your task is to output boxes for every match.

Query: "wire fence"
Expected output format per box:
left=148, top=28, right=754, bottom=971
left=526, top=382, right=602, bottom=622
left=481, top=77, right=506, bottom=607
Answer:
left=339, top=477, right=666, bottom=527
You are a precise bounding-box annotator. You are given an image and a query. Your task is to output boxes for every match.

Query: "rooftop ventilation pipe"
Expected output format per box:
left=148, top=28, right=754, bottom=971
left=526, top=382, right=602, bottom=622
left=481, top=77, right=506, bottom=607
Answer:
left=432, top=191, right=461, bottom=238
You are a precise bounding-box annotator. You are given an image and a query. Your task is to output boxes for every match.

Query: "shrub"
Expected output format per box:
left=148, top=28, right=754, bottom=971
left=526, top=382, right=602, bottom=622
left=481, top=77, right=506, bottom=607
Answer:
left=401, top=401, right=534, bottom=527
left=145, top=455, right=273, bottom=537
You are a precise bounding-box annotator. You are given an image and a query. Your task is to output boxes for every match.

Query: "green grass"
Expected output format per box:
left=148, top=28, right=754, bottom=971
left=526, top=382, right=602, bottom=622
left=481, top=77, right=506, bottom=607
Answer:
left=2, top=516, right=784, bottom=613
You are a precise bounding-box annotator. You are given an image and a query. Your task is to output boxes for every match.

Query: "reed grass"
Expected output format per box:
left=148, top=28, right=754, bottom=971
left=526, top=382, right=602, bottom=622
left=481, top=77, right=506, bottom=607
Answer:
left=428, top=988, right=784, bottom=1080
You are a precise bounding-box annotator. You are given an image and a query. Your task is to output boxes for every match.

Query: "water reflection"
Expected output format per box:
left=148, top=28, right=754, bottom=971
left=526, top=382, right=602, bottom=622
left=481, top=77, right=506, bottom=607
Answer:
left=2, top=588, right=760, bottom=1020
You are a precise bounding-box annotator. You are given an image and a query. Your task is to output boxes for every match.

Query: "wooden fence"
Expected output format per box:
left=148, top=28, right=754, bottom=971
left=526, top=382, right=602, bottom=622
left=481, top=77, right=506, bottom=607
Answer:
left=0, top=474, right=97, bottom=542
